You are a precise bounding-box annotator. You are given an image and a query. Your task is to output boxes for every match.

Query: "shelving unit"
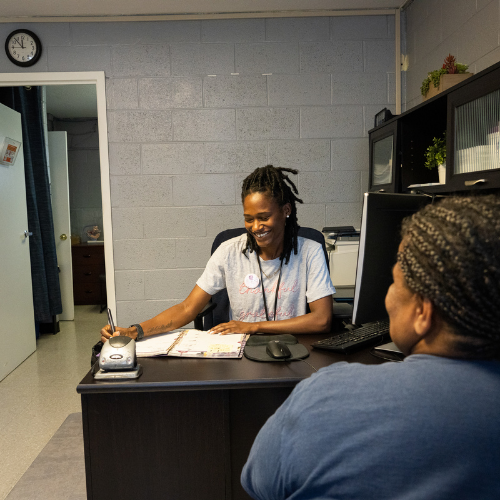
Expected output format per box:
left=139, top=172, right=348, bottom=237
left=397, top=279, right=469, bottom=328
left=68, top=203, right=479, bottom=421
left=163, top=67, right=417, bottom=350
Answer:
left=368, top=60, right=500, bottom=194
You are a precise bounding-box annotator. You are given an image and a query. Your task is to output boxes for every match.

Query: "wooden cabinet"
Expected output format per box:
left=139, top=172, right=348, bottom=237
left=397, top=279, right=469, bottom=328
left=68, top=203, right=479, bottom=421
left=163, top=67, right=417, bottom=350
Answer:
left=369, top=60, right=500, bottom=194
left=72, top=243, right=105, bottom=305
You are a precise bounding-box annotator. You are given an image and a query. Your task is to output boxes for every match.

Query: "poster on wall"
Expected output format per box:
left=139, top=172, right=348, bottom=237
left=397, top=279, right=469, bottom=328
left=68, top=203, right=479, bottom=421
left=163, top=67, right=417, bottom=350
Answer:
left=0, top=137, right=22, bottom=167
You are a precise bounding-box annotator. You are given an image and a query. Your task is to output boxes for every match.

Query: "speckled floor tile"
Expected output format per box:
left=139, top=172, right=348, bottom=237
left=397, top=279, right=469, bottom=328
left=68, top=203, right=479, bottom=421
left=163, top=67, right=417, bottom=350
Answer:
left=0, top=306, right=104, bottom=500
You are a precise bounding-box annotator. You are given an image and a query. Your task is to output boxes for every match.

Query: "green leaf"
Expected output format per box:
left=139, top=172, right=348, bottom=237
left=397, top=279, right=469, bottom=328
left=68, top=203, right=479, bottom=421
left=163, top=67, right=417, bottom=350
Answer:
left=424, top=132, right=447, bottom=170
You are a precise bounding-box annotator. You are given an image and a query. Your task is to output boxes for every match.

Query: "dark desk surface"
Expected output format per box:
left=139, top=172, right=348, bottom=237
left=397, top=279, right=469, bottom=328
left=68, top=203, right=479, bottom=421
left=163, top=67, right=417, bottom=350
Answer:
left=78, top=334, right=385, bottom=500
left=77, top=333, right=383, bottom=394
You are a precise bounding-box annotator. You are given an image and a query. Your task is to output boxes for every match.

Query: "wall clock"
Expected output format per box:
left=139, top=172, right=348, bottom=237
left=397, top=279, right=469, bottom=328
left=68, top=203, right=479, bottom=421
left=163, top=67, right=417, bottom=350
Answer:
left=5, top=29, right=42, bottom=67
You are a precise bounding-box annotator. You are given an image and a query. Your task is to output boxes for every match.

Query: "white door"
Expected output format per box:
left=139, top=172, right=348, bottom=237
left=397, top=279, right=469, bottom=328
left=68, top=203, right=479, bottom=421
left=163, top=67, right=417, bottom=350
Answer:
left=0, top=103, right=36, bottom=381
left=48, top=131, right=74, bottom=321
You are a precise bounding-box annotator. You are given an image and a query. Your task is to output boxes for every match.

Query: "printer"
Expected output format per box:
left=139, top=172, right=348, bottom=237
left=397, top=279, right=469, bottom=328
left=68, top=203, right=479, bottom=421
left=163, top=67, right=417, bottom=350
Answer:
left=322, top=226, right=360, bottom=302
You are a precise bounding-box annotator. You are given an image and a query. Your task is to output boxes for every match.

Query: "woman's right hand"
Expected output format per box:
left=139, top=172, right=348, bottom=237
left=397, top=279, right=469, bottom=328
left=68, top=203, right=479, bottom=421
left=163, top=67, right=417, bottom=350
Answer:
left=100, top=325, right=133, bottom=343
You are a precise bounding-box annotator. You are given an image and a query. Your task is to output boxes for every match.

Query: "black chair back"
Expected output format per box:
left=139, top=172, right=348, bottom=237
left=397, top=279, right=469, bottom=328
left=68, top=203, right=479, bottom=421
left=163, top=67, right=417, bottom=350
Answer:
left=201, top=227, right=328, bottom=330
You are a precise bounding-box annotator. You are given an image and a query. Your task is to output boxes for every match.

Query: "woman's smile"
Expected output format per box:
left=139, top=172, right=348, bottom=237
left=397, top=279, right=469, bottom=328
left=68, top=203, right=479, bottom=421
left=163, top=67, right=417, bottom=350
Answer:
left=254, top=230, right=270, bottom=239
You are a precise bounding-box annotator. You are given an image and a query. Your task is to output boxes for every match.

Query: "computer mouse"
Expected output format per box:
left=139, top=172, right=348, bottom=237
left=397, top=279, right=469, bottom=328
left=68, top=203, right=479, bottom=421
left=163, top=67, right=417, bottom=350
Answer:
left=266, top=340, right=291, bottom=359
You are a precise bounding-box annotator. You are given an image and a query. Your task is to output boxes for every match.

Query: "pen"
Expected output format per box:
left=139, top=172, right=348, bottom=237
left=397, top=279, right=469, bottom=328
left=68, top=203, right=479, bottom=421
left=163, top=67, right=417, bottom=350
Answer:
left=107, top=308, right=117, bottom=336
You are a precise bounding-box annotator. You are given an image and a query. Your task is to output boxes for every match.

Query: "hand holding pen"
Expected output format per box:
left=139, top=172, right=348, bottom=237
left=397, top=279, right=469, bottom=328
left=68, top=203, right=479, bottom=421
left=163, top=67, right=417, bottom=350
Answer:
left=100, top=308, right=125, bottom=342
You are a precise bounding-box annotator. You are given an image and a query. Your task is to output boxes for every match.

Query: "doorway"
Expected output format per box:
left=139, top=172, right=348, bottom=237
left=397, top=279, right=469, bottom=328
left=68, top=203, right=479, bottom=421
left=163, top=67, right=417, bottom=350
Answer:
left=0, top=72, right=116, bottom=322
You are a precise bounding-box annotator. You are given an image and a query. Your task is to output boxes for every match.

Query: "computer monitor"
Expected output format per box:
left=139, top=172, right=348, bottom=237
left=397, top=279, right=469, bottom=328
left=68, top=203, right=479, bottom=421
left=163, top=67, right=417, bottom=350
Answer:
left=351, top=192, right=432, bottom=325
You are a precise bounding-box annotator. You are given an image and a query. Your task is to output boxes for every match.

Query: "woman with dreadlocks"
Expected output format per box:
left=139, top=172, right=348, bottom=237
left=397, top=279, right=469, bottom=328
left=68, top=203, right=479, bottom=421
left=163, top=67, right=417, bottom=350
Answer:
left=242, top=194, right=500, bottom=500
left=101, top=165, right=334, bottom=342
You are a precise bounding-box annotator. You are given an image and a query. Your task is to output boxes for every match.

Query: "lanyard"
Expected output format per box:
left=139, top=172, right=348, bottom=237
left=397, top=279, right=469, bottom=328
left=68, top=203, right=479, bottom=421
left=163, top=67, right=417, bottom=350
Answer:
left=256, top=254, right=283, bottom=322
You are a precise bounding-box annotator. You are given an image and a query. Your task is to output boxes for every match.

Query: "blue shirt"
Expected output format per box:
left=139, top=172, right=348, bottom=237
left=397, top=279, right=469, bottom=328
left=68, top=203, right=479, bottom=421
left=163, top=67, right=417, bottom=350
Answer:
left=241, top=354, right=500, bottom=500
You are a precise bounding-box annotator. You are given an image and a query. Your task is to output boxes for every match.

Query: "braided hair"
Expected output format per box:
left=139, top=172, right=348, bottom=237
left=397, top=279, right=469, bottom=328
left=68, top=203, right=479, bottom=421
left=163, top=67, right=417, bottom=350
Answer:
left=398, top=195, right=500, bottom=359
left=241, top=165, right=303, bottom=264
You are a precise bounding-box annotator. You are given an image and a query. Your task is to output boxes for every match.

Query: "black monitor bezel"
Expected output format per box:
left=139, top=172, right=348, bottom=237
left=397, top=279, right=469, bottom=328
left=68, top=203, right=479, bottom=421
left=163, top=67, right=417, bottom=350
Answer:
left=352, top=192, right=432, bottom=325
left=369, top=120, right=399, bottom=193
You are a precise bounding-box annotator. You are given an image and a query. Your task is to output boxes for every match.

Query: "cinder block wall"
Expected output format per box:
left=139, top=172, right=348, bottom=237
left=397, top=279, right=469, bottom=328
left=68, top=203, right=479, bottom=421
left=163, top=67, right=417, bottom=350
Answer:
left=402, top=0, right=500, bottom=110
left=0, top=16, right=395, bottom=326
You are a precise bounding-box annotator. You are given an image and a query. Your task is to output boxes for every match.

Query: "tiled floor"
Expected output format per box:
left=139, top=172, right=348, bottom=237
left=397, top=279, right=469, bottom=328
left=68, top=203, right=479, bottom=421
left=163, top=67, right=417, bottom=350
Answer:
left=0, top=305, right=104, bottom=500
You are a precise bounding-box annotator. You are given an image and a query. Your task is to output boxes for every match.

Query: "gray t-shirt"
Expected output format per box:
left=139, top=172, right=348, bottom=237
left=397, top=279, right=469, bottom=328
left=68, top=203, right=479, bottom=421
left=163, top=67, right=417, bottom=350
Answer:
left=197, top=234, right=335, bottom=322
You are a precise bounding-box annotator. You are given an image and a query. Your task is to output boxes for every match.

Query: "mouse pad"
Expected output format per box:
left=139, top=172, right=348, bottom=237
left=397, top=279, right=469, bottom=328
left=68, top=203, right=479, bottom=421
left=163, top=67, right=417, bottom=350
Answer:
left=244, top=334, right=309, bottom=362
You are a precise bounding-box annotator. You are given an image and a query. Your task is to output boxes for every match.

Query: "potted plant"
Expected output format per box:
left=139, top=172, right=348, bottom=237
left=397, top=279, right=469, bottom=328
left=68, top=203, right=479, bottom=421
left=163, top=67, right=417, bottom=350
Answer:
left=424, top=132, right=446, bottom=184
left=421, top=54, right=472, bottom=100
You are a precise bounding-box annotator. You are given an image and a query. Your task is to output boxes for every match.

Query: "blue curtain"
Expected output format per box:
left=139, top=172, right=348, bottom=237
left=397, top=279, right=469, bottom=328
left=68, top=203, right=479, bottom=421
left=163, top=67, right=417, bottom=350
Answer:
left=0, top=86, right=62, bottom=324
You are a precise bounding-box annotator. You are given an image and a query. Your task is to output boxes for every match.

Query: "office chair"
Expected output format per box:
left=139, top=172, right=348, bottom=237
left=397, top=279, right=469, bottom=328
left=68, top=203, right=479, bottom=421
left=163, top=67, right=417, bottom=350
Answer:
left=194, top=227, right=329, bottom=331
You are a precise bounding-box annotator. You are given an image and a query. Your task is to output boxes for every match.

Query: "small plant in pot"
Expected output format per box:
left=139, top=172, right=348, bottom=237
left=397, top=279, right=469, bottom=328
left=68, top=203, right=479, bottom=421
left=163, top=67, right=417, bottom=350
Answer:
left=424, top=132, right=446, bottom=184
left=421, top=54, right=470, bottom=99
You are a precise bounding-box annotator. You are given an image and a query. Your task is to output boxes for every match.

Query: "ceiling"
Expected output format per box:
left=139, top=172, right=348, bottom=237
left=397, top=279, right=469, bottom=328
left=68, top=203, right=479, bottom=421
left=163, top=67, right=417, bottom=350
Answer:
left=1, top=0, right=404, bottom=21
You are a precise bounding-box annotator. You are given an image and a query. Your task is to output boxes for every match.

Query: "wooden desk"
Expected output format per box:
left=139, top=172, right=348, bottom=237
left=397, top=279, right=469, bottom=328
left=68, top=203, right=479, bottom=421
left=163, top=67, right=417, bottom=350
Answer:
left=77, top=335, right=383, bottom=500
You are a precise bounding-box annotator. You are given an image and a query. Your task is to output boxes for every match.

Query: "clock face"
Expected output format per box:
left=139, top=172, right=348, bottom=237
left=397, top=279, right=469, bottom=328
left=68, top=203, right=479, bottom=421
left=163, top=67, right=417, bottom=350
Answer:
left=5, top=29, right=42, bottom=67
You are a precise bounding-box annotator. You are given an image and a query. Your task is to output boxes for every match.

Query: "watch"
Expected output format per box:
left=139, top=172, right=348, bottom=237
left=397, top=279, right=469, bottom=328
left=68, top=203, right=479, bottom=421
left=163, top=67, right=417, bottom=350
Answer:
left=5, top=29, right=42, bottom=67
left=130, top=324, right=144, bottom=341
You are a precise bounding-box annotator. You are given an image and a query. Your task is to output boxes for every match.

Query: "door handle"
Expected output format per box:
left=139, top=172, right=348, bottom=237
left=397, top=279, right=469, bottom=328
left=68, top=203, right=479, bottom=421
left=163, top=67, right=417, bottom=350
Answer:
left=24, top=230, right=33, bottom=238
left=60, top=234, right=68, bottom=240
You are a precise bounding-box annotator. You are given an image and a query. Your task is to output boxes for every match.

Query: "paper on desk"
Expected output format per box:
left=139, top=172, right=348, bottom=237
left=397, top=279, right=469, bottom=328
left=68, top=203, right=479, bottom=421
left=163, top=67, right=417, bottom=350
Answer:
left=135, top=331, right=181, bottom=357
left=135, top=329, right=249, bottom=358
left=169, top=330, right=248, bottom=358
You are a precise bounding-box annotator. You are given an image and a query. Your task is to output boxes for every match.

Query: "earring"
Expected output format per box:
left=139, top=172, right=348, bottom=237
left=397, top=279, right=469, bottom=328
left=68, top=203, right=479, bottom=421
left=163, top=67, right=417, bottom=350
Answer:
left=286, top=215, right=289, bottom=218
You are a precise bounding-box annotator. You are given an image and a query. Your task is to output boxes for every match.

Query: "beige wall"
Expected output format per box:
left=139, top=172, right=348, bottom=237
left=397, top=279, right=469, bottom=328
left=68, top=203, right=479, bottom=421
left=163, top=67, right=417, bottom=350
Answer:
left=402, top=0, right=500, bottom=110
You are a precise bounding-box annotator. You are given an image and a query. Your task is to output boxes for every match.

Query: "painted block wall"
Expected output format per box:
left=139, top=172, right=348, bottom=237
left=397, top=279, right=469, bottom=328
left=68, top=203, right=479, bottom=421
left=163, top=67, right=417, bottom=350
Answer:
left=0, top=16, right=395, bottom=326
left=402, top=0, right=500, bottom=110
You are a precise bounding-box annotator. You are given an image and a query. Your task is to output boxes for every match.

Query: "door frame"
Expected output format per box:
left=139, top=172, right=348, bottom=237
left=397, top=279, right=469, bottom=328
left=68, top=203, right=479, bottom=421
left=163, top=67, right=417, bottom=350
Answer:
left=0, top=72, right=116, bottom=316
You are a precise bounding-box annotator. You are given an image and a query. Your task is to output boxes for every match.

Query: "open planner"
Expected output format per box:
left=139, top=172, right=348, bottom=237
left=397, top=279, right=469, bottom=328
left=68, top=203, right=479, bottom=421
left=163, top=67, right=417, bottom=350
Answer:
left=135, top=329, right=249, bottom=359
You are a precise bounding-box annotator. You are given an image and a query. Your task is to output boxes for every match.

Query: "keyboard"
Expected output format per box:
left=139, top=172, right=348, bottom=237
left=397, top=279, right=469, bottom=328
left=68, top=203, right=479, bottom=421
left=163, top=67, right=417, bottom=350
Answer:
left=312, top=320, right=390, bottom=354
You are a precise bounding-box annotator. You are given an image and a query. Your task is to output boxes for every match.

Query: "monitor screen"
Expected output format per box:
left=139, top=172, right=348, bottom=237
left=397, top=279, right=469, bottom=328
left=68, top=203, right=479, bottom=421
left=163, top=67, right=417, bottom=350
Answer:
left=371, top=135, right=393, bottom=186
left=352, top=192, right=432, bottom=325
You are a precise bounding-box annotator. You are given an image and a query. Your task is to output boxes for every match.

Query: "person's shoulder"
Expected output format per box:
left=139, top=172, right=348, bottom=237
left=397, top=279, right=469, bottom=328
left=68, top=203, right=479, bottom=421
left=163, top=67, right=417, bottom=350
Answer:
left=280, top=362, right=406, bottom=418
left=214, top=233, right=248, bottom=256
left=301, top=355, right=496, bottom=394
left=295, top=360, right=405, bottom=397
left=296, top=235, right=324, bottom=259
left=297, top=234, right=322, bottom=249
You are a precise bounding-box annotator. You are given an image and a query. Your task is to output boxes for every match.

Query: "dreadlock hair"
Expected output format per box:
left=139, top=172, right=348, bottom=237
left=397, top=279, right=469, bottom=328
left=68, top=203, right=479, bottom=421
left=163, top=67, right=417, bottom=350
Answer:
left=241, top=165, right=303, bottom=265
left=398, top=194, right=500, bottom=359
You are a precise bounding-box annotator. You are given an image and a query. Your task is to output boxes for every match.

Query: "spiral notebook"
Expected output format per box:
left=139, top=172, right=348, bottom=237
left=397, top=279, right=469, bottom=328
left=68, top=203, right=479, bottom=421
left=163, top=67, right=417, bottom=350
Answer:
left=136, top=329, right=249, bottom=359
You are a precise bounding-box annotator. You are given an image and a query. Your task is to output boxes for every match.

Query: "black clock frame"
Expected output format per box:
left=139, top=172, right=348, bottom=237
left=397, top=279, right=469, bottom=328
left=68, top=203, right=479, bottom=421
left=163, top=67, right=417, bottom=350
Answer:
left=5, top=29, right=42, bottom=67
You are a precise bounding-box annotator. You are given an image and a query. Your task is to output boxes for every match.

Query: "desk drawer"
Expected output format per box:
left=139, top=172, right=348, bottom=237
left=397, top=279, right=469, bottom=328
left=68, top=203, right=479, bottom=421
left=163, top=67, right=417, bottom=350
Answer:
left=72, top=244, right=105, bottom=266
left=73, top=264, right=104, bottom=283
left=73, top=281, right=103, bottom=305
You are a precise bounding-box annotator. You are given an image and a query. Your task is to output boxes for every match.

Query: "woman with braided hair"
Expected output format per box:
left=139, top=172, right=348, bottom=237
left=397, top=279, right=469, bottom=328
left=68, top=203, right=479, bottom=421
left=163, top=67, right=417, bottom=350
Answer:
left=101, top=165, right=334, bottom=342
left=387, top=194, right=500, bottom=359
left=242, top=194, right=500, bottom=500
